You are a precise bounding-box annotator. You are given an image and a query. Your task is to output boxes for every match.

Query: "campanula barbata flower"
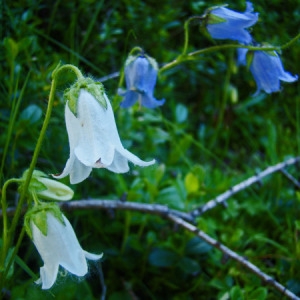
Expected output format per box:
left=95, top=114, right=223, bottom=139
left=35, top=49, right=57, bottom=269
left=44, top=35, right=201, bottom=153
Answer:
left=120, top=54, right=165, bottom=108
left=238, top=48, right=298, bottom=94
left=54, top=77, right=155, bottom=184
left=205, top=2, right=258, bottom=44
left=22, top=170, right=74, bottom=201
left=25, top=204, right=102, bottom=289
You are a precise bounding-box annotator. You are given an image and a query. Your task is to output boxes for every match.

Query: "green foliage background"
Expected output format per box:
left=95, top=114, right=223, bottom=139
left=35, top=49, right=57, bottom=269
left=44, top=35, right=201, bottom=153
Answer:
left=0, top=0, right=299, bottom=299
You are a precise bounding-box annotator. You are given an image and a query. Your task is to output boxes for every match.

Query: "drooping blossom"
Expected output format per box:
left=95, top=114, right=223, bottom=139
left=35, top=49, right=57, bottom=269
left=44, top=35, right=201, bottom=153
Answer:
left=120, top=54, right=165, bottom=108
left=238, top=48, right=298, bottom=94
left=22, top=170, right=74, bottom=201
left=54, top=78, right=155, bottom=184
left=205, top=2, right=258, bottom=44
left=25, top=206, right=102, bottom=289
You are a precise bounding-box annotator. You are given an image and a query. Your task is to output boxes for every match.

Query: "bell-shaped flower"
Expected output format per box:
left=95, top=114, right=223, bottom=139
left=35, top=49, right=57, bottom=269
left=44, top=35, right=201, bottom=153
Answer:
left=21, top=170, right=74, bottom=201
left=238, top=48, right=298, bottom=94
left=205, top=2, right=258, bottom=44
left=54, top=77, right=155, bottom=184
left=24, top=204, right=102, bottom=289
left=120, top=54, right=165, bottom=108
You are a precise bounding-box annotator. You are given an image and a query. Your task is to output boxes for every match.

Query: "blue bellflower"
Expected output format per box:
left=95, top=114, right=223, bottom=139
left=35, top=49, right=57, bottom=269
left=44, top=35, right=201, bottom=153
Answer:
left=238, top=48, right=298, bottom=94
left=120, top=55, right=165, bottom=109
left=206, top=2, right=258, bottom=44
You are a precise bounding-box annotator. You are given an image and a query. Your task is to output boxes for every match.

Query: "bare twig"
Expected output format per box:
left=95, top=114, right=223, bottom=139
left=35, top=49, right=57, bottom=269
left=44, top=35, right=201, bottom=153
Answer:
left=167, top=214, right=300, bottom=300
left=59, top=199, right=195, bottom=223
left=0, top=200, right=195, bottom=223
left=96, top=262, right=106, bottom=300
left=190, top=156, right=300, bottom=218
left=280, top=169, right=300, bottom=189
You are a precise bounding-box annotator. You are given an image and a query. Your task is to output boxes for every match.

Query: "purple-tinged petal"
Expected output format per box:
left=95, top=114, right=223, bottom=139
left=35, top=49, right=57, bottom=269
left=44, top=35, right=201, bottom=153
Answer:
left=120, top=90, right=140, bottom=108
left=141, top=94, right=165, bottom=109
left=237, top=48, right=248, bottom=66
left=206, top=2, right=258, bottom=44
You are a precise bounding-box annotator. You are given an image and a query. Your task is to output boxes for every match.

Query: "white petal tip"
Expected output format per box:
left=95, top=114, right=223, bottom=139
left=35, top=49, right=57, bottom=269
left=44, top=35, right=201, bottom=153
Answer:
left=139, top=159, right=156, bottom=167
left=84, top=251, right=104, bottom=261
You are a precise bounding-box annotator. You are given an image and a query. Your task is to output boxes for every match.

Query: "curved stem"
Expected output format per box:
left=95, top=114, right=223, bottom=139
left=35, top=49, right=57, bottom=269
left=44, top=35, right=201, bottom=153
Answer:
left=0, top=178, right=23, bottom=268
left=182, top=16, right=205, bottom=56
left=280, top=32, right=300, bottom=50
left=160, top=32, right=300, bottom=74
left=128, top=46, right=143, bottom=56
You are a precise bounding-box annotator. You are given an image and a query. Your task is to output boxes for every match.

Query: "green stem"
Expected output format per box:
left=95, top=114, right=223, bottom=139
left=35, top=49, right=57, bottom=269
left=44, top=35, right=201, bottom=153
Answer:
left=121, top=212, right=131, bottom=254
left=182, top=16, right=205, bottom=56
left=128, top=46, right=143, bottom=56
left=159, top=32, right=300, bottom=74
left=0, top=179, right=23, bottom=268
left=3, top=227, right=26, bottom=281
left=209, top=50, right=233, bottom=148
left=281, top=32, right=300, bottom=50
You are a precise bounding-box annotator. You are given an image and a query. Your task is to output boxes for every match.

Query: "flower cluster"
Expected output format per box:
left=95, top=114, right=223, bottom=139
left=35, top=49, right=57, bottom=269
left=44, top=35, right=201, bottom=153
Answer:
left=18, top=1, right=298, bottom=293
left=204, top=2, right=298, bottom=94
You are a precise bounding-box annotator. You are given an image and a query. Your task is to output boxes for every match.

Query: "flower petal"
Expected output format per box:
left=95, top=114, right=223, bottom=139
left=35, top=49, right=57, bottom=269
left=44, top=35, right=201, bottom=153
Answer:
left=84, top=251, right=103, bottom=261
left=250, top=51, right=298, bottom=93
left=69, top=157, right=92, bottom=184
left=117, top=147, right=155, bottom=167
left=207, top=2, right=258, bottom=44
left=105, top=150, right=130, bottom=173
left=74, top=90, right=121, bottom=167
left=38, top=264, right=59, bottom=290
left=31, top=212, right=102, bottom=289
left=120, top=90, right=139, bottom=108
left=141, top=94, right=165, bottom=109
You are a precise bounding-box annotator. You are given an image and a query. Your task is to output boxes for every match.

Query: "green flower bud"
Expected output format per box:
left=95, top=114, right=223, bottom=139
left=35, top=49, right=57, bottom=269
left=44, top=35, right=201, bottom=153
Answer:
left=22, top=170, right=74, bottom=201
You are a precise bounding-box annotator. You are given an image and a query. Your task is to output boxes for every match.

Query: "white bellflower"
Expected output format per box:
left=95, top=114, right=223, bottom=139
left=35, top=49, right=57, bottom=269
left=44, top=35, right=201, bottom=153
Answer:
left=54, top=78, right=155, bottom=184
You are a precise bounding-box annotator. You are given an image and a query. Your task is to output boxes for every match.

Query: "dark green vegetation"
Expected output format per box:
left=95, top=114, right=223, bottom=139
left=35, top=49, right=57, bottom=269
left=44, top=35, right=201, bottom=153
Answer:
left=1, top=0, right=299, bottom=299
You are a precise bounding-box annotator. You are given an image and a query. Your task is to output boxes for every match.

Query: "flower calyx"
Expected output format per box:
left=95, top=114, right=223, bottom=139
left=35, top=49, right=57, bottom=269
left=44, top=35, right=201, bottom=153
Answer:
left=64, top=77, right=107, bottom=116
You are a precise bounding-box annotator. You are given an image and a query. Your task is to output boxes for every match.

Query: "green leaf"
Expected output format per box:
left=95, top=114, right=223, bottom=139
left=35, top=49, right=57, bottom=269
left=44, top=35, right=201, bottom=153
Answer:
left=175, top=103, right=188, bottom=123
left=4, top=37, right=19, bottom=65
left=178, top=257, right=200, bottom=274
left=19, top=104, right=42, bottom=125
left=184, top=172, right=199, bottom=194
left=148, top=248, right=178, bottom=267
left=157, top=186, right=184, bottom=209
left=248, top=287, right=267, bottom=300
left=230, top=286, right=243, bottom=300
left=185, top=237, right=212, bottom=255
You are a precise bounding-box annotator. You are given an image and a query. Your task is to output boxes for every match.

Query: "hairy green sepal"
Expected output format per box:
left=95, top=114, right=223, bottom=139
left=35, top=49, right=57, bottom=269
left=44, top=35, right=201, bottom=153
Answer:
left=24, top=203, right=65, bottom=239
left=64, top=77, right=107, bottom=115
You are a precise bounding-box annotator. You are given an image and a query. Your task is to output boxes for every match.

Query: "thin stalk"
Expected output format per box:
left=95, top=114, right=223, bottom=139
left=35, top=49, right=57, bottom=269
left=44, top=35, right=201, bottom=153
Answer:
left=209, top=50, right=233, bottom=148
left=159, top=32, right=300, bottom=74
left=3, top=227, right=27, bottom=281
left=182, top=16, right=205, bottom=56
left=0, top=178, right=23, bottom=269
